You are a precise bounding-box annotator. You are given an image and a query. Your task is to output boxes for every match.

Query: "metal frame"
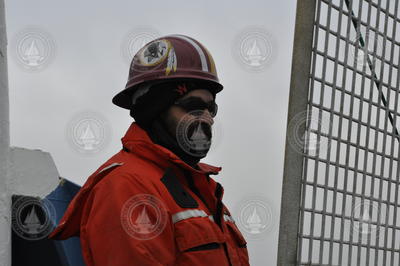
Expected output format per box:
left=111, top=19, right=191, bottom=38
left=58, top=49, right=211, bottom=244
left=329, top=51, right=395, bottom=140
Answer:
left=277, top=0, right=317, bottom=265
left=278, top=0, right=400, bottom=265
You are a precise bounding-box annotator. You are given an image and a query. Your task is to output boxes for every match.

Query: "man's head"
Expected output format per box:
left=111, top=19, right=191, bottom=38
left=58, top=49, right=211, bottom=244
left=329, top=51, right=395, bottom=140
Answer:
left=112, top=34, right=223, bottom=164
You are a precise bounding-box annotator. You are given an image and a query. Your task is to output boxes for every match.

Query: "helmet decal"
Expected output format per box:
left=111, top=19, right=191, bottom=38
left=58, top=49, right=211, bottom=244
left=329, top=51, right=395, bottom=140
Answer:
left=204, top=46, right=217, bottom=75
left=138, top=39, right=170, bottom=66
left=165, top=46, right=177, bottom=76
left=169, top=35, right=209, bottom=71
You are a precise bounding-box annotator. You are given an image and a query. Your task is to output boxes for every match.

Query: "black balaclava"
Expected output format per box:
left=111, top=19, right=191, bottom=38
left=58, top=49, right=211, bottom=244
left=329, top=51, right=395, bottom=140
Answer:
left=130, top=79, right=217, bottom=168
left=147, top=117, right=201, bottom=168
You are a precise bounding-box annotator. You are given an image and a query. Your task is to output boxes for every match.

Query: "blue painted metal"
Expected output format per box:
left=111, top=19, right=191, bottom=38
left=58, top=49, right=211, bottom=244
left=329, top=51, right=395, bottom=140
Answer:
left=46, top=178, right=85, bottom=266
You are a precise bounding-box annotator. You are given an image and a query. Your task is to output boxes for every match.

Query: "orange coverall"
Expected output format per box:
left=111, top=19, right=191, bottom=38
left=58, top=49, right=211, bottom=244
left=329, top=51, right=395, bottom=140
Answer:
left=49, top=122, right=250, bottom=266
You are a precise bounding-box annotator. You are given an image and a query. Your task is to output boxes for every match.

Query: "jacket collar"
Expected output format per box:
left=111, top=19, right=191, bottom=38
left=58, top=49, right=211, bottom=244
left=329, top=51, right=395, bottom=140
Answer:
left=121, top=122, right=222, bottom=175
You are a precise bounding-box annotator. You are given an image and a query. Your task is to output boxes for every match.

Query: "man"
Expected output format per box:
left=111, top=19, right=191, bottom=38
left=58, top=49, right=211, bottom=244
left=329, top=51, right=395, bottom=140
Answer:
left=48, top=34, right=250, bottom=266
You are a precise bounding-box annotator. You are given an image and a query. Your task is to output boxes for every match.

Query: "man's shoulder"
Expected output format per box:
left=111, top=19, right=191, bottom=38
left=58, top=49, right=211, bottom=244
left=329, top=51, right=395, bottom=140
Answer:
left=92, top=151, right=166, bottom=192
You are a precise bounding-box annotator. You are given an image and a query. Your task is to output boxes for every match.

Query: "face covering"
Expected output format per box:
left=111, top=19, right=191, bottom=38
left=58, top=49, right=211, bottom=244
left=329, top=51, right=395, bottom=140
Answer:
left=145, top=116, right=212, bottom=169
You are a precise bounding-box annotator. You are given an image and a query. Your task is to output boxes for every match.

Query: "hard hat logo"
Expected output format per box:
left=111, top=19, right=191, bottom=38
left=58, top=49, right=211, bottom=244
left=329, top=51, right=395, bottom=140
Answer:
left=138, top=39, right=169, bottom=66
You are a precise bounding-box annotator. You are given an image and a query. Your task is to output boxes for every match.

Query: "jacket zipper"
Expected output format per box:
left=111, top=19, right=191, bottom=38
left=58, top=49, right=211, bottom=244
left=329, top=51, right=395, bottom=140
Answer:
left=215, top=183, right=233, bottom=266
left=184, top=171, right=233, bottom=266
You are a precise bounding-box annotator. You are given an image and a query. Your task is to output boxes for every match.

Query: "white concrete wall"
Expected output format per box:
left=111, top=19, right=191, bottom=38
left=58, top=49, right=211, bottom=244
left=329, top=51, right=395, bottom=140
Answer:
left=8, top=147, right=59, bottom=198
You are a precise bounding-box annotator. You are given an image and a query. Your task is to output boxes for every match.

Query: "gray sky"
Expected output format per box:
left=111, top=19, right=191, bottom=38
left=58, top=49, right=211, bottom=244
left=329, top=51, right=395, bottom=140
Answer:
left=5, top=0, right=297, bottom=265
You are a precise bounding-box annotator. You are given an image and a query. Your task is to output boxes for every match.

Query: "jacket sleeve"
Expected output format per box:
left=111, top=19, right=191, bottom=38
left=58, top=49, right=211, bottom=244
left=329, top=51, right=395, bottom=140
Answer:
left=80, top=171, right=176, bottom=266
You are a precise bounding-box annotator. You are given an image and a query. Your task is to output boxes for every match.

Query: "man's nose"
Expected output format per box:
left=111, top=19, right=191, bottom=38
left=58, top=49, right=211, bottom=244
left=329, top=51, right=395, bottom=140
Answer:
left=201, top=109, right=214, bottom=125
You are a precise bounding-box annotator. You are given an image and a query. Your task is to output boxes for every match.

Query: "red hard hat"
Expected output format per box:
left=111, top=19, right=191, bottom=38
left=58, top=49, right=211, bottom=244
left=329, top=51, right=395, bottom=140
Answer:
left=112, top=34, right=223, bottom=109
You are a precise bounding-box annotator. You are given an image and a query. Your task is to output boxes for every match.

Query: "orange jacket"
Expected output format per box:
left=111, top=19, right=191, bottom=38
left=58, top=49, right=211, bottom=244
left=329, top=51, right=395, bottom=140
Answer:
left=48, top=122, right=250, bottom=266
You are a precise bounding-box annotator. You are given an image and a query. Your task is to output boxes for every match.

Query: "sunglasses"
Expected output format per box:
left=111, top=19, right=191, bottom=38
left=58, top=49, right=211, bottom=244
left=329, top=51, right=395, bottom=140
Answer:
left=173, top=97, right=218, bottom=117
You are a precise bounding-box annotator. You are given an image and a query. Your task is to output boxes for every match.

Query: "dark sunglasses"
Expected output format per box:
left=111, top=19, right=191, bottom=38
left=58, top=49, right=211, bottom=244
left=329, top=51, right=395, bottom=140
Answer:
left=173, top=97, right=218, bottom=117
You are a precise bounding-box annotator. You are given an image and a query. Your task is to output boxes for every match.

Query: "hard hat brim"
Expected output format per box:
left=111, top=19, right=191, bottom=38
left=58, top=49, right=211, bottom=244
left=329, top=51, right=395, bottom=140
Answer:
left=112, top=76, right=223, bottom=110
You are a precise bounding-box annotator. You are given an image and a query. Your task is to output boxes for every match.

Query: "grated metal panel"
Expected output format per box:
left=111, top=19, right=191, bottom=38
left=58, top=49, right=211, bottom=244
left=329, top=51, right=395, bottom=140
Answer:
left=279, top=0, right=400, bottom=265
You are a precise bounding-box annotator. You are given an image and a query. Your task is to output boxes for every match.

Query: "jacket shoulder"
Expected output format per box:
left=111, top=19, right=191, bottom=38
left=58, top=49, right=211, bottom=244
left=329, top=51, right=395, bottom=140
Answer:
left=95, top=161, right=165, bottom=197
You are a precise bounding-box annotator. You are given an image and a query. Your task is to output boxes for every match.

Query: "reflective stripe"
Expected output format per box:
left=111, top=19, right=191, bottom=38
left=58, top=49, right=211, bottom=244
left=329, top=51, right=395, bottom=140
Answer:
left=209, top=214, right=235, bottom=223
left=172, top=209, right=208, bottom=224
left=169, top=34, right=209, bottom=72
left=224, top=214, right=235, bottom=223
left=98, top=162, right=123, bottom=174
left=172, top=210, right=236, bottom=224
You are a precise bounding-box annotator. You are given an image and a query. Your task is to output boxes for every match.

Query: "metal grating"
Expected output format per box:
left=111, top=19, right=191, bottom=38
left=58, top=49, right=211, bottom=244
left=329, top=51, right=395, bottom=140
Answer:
left=279, top=0, right=400, bottom=265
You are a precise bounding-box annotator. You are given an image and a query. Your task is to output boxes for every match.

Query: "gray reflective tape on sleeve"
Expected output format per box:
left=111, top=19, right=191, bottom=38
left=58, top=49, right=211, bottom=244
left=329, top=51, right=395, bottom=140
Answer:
left=224, top=214, right=235, bottom=224
left=172, top=211, right=236, bottom=224
left=98, top=162, right=123, bottom=174
left=172, top=209, right=208, bottom=224
left=208, top=214, right=235, bottom=223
